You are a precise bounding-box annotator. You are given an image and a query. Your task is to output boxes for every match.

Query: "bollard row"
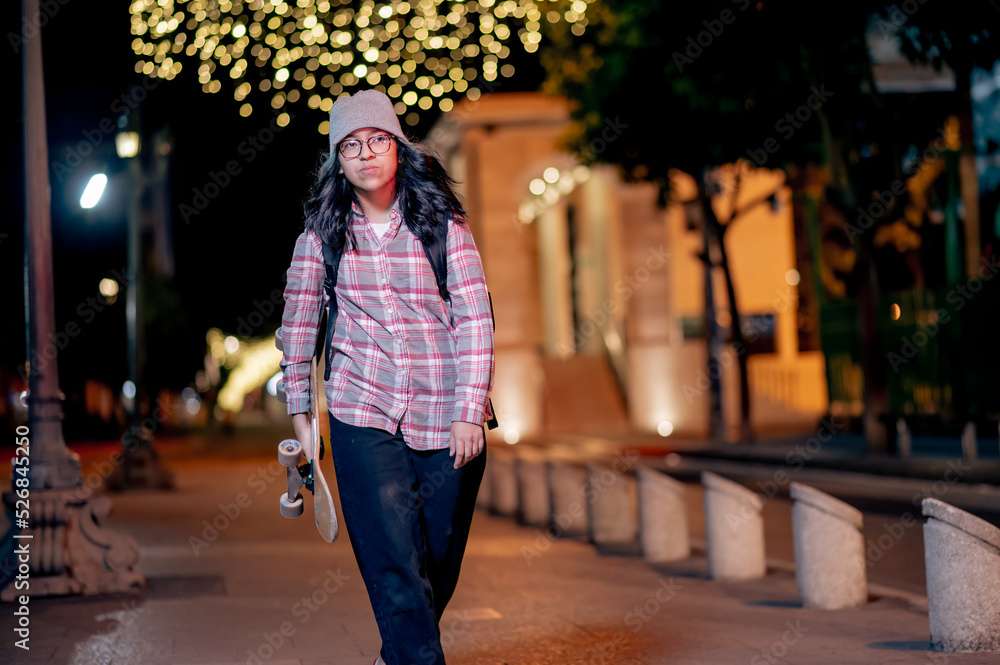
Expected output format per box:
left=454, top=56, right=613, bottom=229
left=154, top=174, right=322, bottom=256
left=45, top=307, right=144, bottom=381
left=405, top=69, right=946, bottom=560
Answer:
left=480, top=447, right=1000, bottom=653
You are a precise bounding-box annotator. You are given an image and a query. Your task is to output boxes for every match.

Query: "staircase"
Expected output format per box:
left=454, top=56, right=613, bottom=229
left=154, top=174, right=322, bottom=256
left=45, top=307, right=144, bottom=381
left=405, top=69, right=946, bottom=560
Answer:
left=540, top=354, right=630, bottom=433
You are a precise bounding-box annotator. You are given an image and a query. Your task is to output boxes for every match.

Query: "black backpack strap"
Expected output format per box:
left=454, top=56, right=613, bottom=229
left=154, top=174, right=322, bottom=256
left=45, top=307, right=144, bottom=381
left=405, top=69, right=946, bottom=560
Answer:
left=320, top=242, right=341, bottom=381
left=421, top=220, right=450, bottom=303
left=485, top=292, right=499, bottom=430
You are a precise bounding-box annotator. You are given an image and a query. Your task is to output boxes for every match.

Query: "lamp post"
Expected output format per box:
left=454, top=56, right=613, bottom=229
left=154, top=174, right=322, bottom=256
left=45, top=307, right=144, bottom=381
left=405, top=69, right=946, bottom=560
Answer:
left=1, top=0, right=142, bottom=599
left=108, top=105, right=172, bottom=491
left=117, top=110, right=142, bottom=442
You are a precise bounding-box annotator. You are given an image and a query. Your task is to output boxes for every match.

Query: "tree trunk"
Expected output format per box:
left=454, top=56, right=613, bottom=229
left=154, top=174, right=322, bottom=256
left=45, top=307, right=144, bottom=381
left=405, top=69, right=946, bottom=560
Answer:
left=818, top=108, right=890, bottom=453
left=696, top=179, right=725, bottom=440
left=696, top=172, right=754, bottom=442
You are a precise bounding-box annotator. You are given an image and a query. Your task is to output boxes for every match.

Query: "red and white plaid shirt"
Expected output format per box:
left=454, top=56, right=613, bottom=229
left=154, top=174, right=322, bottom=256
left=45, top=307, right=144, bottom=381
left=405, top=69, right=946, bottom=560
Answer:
left=280, top=205, right=494, bottom=450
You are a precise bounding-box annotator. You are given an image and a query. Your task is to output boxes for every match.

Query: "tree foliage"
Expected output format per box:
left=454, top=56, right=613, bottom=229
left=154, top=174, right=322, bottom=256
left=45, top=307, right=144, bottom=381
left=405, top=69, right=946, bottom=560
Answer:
left=542, top=0, right=998, bottom=206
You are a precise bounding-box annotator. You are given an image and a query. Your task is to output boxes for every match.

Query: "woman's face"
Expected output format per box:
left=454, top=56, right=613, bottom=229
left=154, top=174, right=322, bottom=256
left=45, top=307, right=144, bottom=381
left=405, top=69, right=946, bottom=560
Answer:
left=337, top=127, right=398, bottom=197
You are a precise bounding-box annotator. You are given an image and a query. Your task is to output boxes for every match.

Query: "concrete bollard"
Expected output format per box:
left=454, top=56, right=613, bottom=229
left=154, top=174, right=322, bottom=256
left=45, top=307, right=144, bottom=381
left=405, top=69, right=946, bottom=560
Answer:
left=516, top=454, right=551, bottom=527
left=790, top=482, right=867, bottom=609
left=488, top=448, right=519, bottom=518
left=896, top=418, right=912, bottom=459
left=548, top=461, right=588, bottom=537
left=636, top=467, right=690, bottom=563
left=961, top=421, right=978, bottom=462
left=701, top=471, right=766, bottom=581
left=586, top=463, right=638, bottom=546
left=922, top=498, right=1000, bottom=652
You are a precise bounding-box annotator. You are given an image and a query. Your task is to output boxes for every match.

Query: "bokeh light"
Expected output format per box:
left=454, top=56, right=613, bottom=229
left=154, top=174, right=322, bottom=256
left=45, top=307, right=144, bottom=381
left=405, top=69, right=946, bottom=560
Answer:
left=129, top=0, right=597, bottom=132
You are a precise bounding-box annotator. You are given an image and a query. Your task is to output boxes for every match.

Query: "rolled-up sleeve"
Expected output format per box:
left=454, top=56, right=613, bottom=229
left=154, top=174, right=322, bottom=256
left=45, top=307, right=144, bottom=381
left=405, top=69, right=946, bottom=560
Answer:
left=446, top=220, right=495, bottom=425
left=280, top=231, right=326, bottom=415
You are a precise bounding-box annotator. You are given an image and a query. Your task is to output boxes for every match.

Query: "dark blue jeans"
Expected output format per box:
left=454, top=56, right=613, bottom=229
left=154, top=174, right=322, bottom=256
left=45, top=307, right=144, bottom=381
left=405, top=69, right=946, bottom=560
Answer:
left=328, top=415, right=485, bottom=665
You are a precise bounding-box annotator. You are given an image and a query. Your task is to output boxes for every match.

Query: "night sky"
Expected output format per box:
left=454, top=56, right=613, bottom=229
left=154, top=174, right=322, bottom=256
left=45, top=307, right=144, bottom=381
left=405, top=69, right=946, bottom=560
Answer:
left=1, top=3, right=541, bottom=426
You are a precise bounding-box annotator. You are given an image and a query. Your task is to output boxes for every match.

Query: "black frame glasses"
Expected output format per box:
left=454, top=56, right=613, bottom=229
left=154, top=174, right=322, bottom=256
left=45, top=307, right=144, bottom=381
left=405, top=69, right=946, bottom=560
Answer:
left=338, top=134, right=394, bottom=159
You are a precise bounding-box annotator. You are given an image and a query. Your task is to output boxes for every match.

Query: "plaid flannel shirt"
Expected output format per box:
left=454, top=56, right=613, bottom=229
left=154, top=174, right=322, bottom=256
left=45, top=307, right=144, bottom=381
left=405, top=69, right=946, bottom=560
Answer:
left=280, top=206, right=494, bottom=450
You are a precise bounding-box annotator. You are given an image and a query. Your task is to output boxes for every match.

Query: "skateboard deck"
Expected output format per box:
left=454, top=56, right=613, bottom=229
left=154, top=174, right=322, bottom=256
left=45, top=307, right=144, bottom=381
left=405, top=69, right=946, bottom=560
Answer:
left=275, top=328, right=339, bottom=543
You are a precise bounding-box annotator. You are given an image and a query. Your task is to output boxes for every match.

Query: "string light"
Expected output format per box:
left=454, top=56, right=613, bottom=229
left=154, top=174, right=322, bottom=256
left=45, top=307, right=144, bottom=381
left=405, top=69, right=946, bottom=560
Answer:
left=130, top=0, right=596, bottom=132
left=518, top=164, right=589, bottom=223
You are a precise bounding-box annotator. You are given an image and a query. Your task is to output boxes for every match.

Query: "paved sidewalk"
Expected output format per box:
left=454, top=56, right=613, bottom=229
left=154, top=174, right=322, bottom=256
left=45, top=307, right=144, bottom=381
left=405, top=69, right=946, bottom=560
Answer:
left=1, top=429, right=997, bottom=664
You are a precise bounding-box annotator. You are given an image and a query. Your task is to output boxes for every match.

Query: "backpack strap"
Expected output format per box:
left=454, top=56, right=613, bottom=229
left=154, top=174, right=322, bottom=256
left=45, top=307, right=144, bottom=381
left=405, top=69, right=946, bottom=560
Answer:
left=320, top=242, right=341, bottom=382
left=421, top=220, right=450, bottom=303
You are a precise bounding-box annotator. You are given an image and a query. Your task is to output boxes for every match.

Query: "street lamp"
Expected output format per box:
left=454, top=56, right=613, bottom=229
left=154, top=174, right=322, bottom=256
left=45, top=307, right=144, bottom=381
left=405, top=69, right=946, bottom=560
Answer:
left=109, top=105, right=172, bottom=490
left=80, top=173, right=108, bottom=209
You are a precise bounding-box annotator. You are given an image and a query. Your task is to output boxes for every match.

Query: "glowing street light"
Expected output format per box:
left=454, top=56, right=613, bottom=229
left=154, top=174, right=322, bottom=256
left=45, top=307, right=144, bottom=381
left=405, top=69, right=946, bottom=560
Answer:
left=79, top=173, right=108, bottom=209
left=115, top=130, right=141, bottom=159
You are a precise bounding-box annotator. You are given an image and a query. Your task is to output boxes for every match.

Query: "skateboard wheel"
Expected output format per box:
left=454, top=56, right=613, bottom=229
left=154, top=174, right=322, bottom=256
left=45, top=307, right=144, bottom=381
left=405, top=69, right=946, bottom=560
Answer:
left=279, top=492, right=304, bottom=518
left=274, top=328, right=285, bottom=352
left=278, top=439, right=302, bottom=467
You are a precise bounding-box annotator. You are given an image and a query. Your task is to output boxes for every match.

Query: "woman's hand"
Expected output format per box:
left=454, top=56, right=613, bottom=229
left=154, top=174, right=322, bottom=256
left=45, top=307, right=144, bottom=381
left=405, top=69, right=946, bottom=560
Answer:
left=292, top=412, right=315, bottom=460
left=449, top=421, right=484, bottom=469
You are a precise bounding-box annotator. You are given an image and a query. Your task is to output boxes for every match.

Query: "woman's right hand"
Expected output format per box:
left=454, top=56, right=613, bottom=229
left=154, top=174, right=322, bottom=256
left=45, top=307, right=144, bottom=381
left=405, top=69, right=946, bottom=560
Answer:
left=291, top=412, right=315, bottom=460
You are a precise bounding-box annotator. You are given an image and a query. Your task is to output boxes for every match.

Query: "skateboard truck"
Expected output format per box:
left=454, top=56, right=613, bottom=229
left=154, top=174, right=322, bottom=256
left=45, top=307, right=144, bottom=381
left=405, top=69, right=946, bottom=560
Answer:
left=278, top=437, right=325, bottom=519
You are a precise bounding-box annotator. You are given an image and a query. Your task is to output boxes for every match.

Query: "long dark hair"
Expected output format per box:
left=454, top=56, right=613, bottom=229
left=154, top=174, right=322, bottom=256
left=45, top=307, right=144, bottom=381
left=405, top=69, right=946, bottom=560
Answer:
left=303, top=138, right=466, bottom=252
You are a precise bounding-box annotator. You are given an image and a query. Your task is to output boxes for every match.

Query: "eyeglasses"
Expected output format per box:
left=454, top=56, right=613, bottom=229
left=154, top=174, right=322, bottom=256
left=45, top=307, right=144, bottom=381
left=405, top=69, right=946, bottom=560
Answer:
left=338, top=134, right=394, bottom=159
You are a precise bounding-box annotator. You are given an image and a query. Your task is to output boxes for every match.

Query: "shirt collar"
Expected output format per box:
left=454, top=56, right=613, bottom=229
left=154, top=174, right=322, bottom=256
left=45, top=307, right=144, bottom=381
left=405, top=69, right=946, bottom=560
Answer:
left=350, top=200, right=402, bottom=224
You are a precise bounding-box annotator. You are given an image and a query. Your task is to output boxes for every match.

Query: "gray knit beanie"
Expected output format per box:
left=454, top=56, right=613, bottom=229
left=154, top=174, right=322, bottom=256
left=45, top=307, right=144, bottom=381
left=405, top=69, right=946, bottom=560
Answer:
left=328, top=89, right=406, bottom=155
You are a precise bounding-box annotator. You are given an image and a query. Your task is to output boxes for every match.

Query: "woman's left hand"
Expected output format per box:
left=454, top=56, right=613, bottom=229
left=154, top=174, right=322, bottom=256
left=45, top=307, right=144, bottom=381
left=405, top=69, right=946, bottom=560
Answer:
left=449, top=421, right=484, bottom=469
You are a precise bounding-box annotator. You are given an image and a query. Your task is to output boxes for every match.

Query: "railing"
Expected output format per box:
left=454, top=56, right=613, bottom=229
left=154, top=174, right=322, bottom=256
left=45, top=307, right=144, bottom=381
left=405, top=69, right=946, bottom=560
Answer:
left=598, top=316, right=630, bottom=410
left=818, top=279, right=1000, bottom=422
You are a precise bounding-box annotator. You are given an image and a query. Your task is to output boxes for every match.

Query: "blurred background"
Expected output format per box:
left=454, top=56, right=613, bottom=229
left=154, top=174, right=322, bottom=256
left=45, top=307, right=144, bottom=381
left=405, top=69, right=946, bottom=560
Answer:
left=3, top=0, right=1000, bottom=456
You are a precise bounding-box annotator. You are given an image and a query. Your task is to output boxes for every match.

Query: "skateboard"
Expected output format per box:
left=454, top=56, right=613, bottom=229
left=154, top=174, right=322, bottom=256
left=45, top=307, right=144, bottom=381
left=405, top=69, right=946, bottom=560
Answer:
left=274, top=328, right=339, bottom=543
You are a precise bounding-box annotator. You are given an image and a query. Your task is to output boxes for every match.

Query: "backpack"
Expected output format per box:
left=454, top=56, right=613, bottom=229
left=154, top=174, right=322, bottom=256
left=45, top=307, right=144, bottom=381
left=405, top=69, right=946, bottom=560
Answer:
left=319, top=220, right=498, bottom=430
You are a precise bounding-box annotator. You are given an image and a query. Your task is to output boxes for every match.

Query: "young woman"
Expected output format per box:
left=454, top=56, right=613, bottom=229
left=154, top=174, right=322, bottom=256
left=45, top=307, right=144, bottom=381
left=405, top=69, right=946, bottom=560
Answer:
left=279, top=89, right=494, bottom=665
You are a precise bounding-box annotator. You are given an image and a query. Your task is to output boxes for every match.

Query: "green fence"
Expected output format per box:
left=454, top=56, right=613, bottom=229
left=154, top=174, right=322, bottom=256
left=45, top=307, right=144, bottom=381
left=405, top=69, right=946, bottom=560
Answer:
left=820, top=279, right=1000, bottom=422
